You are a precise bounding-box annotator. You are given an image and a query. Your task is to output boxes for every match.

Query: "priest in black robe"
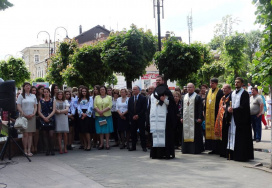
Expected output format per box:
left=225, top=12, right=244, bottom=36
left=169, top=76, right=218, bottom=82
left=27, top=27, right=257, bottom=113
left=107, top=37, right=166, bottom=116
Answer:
left=150, top=75, right=176, bottom=159
left=204, top=78, right=224, bottom=154
left=180, top=83, right=204, bottom=154
left=227, top=77, right=254, bottom=161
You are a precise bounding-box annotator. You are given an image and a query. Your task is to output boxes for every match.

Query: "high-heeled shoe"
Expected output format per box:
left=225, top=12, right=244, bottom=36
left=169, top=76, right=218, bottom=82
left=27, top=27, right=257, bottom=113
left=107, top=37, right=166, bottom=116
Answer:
left=98, top=145, right=104, bottom=150
left=106, top=146, right=110, bottom=150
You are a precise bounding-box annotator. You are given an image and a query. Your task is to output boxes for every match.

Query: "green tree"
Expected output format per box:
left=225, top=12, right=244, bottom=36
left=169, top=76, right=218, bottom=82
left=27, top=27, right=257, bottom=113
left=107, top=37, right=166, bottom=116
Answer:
left=0, top=0, right=13, bottom=11
left=46, top=39, right=78, bottom=86
left=0, top=57, right=30, bottom=87
left=252, top=0, right=272, bottom=169
left=102, top=24, right=157, bottom=88
left=33, top=77, right=45, bottom=82
left=251, top=0, right=272, bottom=91
left=222, top=32, right=247, bottom=82
left=244, top=30, right=262, bottom=64
left=65, top=43, right=112, bottom=87
left=154, top=37, right=210, bottom=83
left=209, top=15, right=240, bottom=51
left=106, top=74, right=118, bottom=87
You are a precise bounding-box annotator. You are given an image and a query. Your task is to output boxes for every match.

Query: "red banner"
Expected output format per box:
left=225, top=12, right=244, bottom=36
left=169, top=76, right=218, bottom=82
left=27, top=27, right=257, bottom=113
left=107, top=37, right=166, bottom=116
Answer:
left=141, top=73, right=159, bottom=80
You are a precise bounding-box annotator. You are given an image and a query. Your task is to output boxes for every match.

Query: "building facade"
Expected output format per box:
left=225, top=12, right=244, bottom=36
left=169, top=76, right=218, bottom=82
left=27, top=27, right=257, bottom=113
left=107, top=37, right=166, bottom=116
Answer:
left=21, top=43, right=54, bottom=80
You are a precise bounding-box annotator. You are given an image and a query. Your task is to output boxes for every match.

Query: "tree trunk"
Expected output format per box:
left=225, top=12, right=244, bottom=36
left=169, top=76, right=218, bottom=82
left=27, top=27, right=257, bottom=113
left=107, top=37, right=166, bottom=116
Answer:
left=126, top=80, right=132, bottom=89
left=268, top=85, right=272, bottom=169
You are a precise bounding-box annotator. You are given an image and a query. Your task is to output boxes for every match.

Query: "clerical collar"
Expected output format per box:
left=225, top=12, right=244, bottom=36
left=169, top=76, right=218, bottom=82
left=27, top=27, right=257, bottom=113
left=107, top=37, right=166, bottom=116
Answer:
left=212, top=88, right=216, bottom=93
left=189, top=92, right=194, bottom=97
left=225, top=93, right=230, bottom=99
left=236, top=89, right=241, bottom=94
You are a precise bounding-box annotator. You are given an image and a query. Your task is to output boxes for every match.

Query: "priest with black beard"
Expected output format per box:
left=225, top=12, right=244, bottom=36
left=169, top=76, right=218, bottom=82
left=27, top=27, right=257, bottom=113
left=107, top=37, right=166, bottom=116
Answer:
left=214, top=84, right=232, bottom=157
left=150, top=75, right=176, bottom=159
left=227, top=77, right=254, bottom=161
left=180, top=83, right=204, bottom=154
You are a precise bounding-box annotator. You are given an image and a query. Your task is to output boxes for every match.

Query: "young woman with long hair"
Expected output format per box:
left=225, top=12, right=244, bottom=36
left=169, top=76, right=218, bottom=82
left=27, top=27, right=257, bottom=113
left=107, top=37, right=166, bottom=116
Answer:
left=17, top=82, right=37, bottom=157
left=65, top=90, right=75, bottom=150
left=55, top=90, right=69, bottom=154
left=38, top=88, right=56, bottom=155
left=77, top=86, right=94, bottom=151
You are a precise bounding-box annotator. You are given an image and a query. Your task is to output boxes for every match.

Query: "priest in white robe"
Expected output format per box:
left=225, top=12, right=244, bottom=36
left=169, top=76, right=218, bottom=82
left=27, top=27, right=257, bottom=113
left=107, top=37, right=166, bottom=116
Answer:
left=180, top=83, right=204, bottom=154
left=150, top=75, right=176, bottom=159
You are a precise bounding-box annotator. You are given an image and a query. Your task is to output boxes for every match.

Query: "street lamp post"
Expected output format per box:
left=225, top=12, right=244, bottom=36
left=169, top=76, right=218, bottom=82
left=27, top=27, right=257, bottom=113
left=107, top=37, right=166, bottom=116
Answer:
left=37, top=31, right=51, bottom=59
left=54, top=27, right=69, bottom=53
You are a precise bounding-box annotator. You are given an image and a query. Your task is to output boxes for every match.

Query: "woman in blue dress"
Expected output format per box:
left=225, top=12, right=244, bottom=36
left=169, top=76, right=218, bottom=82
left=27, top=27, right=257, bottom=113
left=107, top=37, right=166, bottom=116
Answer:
left=38, top=88, right=56, bottom=156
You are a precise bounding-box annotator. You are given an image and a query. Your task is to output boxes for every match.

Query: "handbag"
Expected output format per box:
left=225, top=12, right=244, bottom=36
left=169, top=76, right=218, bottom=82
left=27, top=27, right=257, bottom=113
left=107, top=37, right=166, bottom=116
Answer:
left=40, top=117, right=55, bottom=127
left=99, top=119, right=107, bottom=126
left=14, top=116, right=28, bottom=130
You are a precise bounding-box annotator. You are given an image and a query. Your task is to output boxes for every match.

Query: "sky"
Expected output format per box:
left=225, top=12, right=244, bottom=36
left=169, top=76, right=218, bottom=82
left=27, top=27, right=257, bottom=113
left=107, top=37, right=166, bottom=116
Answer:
left=0, top=0, right=261, bottom=60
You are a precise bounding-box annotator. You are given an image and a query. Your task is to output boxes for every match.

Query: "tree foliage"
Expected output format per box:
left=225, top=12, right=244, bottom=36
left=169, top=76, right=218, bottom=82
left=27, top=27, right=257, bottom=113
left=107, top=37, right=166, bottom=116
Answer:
left=222, top=32, right=247, bottom=80
left=0, top=0, right=13, bottom=11
left=102, top=24, right=157, bottom=88
left=65, top=43, right=112, bottom=87
left=252, top=0, right=272, bottom=93
left=33, top=77, right=45, bottom=82
left=0, top=57, right=30, bottom=87
left=154, top=37, right=210, bottom=83
left=106, top=73, right=118, bottom=87
left=46, top=39, right=78, bottom=86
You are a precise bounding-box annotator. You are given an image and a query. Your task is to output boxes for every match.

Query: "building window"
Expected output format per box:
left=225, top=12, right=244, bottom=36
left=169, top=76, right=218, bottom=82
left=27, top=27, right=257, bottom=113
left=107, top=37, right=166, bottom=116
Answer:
left=34, top=55, right=39, bottom=63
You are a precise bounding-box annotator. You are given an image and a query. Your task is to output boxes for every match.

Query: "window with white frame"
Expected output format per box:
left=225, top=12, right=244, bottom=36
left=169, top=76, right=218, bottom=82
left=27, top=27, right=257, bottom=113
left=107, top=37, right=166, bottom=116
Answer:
left=34, top=55, right=39, bottom=63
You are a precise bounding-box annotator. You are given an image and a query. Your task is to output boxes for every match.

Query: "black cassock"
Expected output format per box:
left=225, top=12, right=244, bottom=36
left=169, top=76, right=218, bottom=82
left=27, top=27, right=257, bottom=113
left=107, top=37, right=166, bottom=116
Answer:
left=228, top=90, right=254, bottom=161
left=180, top=94, right=204, bottom=154
left=150, top=84, right=177, bottom=159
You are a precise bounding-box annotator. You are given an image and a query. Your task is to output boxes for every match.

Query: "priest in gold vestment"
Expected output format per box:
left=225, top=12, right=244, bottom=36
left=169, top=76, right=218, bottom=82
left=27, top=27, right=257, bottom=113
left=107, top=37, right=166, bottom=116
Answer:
left=204, top=78, right=224, bottom=154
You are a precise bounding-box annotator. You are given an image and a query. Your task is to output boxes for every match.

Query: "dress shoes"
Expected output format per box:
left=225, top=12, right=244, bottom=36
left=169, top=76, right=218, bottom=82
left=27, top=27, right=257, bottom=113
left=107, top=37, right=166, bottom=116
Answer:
left=142, top=148, right=147, bottom=152
left=256, top=139, right=260, bottom=142
left=129, top=148, right=136, bottom=151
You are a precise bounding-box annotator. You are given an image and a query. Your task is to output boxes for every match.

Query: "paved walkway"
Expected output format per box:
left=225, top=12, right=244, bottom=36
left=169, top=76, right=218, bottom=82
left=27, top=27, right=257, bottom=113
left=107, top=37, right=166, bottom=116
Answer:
left=0, top=126, right=271, bottom=188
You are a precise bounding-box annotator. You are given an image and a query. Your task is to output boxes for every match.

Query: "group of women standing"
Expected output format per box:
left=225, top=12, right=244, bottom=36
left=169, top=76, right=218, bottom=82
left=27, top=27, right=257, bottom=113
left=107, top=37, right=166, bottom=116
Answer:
left=16, top=82, right=131, bottom=157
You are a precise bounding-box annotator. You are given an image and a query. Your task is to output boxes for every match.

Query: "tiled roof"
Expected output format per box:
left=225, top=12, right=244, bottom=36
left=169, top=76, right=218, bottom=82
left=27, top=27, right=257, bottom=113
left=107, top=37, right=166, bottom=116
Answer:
left=74, top=25, right=111, bottom=44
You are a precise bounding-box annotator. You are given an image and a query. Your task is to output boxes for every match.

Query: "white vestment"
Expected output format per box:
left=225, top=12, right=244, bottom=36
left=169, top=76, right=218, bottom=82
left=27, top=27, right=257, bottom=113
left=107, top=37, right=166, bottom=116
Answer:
left=228, top=88, right=244, bottom=150
left=183, top=92, right=197, bottom=142
left=150, top=92, right=168, bottom=147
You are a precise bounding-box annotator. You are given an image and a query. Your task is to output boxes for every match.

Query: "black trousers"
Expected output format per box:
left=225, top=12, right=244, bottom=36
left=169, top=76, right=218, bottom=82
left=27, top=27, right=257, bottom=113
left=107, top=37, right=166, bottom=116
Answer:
left=130, top=119, right=146, bottom=149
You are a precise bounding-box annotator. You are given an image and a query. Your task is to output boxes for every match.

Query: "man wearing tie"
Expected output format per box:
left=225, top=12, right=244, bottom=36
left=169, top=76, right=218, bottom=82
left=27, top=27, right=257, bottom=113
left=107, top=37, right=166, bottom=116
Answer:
left=128, top=85, right=147, bottom=152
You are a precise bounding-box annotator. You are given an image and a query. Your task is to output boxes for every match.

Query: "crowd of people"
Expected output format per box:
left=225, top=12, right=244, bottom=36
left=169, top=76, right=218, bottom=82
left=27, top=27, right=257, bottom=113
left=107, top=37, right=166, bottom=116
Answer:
left=0, top=76, right=271, bottom=162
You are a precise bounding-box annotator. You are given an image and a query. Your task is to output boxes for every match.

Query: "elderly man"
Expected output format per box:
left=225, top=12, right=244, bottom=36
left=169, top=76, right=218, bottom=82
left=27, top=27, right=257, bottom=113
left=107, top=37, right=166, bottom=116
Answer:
left=150, top=75, right=176, bottom=159
left=214, top=84, right=232, bottom=157
left=180, top=83, right=204, bottom=154
left=128, top=85, right=147, bottom=152
left=227, top=77, right=254, bottom=161
left=250, top=87, right=264, bottom=142
left=204, top=78, right=224, bottom=154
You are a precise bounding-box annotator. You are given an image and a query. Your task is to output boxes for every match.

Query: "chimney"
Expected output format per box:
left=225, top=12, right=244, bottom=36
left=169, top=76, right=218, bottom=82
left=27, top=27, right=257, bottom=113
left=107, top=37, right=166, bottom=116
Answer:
left=103, top=25, right=105, bottom=28
left=79, top=25, right=82, bottom=34
left=165, top=31, right=170, bottom=39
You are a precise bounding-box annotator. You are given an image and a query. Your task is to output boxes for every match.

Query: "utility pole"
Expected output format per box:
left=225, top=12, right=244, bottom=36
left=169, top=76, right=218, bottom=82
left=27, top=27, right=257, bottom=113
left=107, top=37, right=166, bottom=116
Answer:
left=153, top=0, right=164, bottom=51
left=187, top=9, right=193, bottom=44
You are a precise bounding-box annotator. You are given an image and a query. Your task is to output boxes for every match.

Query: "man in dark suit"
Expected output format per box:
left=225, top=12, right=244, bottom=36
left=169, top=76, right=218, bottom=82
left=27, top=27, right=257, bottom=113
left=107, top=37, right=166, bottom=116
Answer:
left=128, top=85, right=147, bottom=152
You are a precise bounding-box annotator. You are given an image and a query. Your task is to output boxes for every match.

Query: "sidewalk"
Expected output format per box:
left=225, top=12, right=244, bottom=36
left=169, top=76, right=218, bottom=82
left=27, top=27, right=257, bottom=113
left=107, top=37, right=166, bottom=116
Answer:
left=0, top=126, right=271, bottom=188
left=0, top=156, right=104, bottom=188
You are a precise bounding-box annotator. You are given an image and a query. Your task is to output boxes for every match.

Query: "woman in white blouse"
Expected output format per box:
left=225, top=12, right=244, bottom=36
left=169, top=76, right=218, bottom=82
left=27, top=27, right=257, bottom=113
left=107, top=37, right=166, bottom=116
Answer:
left=116, top=88, right=130, bottom=149
left=77, top=86, right=93, bottom=151
left=17, top=82, right=37, bottom=157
